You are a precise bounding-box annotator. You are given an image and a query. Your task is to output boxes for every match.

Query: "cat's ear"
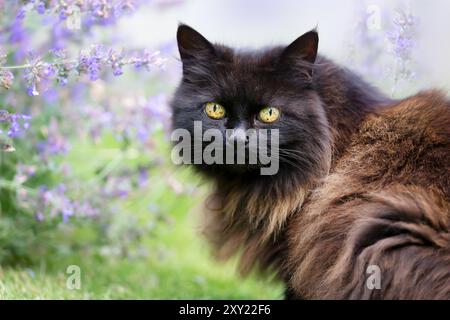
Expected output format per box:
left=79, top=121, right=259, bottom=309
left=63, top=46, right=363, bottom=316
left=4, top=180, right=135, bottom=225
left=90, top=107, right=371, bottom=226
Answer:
left=177, top=24, right=216, bottom=64
left=279, top=29, right=318, bottom=77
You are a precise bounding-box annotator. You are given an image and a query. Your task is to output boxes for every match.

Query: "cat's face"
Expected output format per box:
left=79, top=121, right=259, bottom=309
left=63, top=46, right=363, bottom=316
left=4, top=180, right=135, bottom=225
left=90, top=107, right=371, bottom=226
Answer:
left=171, top=25, right=331, bottom=181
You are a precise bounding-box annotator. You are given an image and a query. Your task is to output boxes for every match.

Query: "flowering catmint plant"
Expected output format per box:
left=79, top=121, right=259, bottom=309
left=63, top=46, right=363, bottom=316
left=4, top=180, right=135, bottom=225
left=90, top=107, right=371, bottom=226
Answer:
left=348, top=2, right=418, bottom=96
left=80, top=92, right=171, bottom=144
left=0, top=45, right=166, bottom=96
left=0, top=110, right=31, bottom=151
left=346, top=3, right=387, bottom=81
left=0, top=0, right=182, bottom=265
left=386, top=8, right=418, bottom=95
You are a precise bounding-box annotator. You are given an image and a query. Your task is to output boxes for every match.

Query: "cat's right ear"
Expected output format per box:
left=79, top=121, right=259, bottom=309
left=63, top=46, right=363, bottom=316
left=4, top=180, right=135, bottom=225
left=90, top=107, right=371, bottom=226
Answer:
left=280, top=30, right=318, bottom=64
left=278, top=29, right=319, bottom=79
left=177, top=24, right=216, bottom=65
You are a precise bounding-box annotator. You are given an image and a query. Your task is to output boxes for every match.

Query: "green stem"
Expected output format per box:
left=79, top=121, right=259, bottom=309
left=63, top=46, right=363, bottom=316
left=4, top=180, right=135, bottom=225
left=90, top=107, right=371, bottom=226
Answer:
left=0, top=64, right=33, bottom=70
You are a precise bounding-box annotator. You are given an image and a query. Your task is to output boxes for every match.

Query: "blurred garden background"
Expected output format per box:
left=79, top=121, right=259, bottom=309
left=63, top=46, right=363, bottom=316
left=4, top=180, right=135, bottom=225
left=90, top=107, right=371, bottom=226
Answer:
left=0, top=0, right=449, bottom=299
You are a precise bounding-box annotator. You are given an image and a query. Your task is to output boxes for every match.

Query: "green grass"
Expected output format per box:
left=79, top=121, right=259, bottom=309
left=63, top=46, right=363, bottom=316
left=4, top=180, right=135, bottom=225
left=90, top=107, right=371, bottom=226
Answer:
left=0, top=135, right=284, bottom=300
left=0, top=217, right=284, bottom=300
left=0, top=210, right=284, bottom=299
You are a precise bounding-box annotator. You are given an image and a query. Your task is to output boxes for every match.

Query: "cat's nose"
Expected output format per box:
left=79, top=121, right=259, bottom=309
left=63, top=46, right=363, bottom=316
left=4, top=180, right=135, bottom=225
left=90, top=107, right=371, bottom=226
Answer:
left=226, top=126, right=249, bottom=145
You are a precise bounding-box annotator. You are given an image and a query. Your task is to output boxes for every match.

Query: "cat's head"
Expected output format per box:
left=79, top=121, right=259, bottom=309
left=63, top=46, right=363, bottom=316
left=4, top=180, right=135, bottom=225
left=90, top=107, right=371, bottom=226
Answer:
left=171, top=24, right=331, bottom=183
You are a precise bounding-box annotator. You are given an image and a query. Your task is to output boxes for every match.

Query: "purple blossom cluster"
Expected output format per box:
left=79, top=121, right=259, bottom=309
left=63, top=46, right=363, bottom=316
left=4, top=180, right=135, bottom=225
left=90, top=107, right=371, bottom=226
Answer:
left=2, top=0, right=158, bottom=60
left=81, top=93, right=172, bottom=144
left=13, top=160, right=154, bottom=222
left=13, top=162, right=103, bottom=223
left=0, top=110, right=31, bottom=151
left=0, top=0, right=181, bottom=232
left=36, top=118, right=70, bottom=159
left=29, top=0, right=147, bottom=28
left=386, top=9, right=418, bottom=91
left=0, top=0, right=167, bottom=96
left=17, top=182, right=100, bottom=223
left=348, top=3, right=418, bottom=95
left=0, top=47, right=166, bottom=96
left=102, top=166, right=151, bottom=199
left=0, top=0, right=195, bottom=268
left=36, top=184, right=76, bottom=222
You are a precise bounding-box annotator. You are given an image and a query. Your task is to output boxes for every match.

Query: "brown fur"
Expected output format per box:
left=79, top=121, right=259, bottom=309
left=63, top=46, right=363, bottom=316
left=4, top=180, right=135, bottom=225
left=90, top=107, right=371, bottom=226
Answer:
left=202, top=91, right=450, bottom=298
left=202, top=175, right=309, bottom=275
left=286, top=91, right=450, bottom=299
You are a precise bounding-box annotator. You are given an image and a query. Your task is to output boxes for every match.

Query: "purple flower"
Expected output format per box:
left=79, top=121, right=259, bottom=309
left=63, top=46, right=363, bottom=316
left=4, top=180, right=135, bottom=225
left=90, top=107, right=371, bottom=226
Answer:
left=9, top=19, right=26, bottom=43
left=23, top=55, right=58, bottom=95
left=51, top=21, right=74, bottom=50
left=386, top=9, right=418, bottom=93
left=59, top=9, right=68, bottom=21
left=36, top=119, right=69, bottom=158
left=37, top=133, right=69, bottom=157
left=62, top=206, right=75, bottom=223
left=33, top=184, right=81, bottom=222
left=16, top=8, right=26, bottom=20
left=108, top=48, right=125, bottom=76
left=35, top=211, right=45, bottom=222
left=0, top=110, right=31, bottom=140
left=112, top=65, right=123, bottom=76
left=27, top=85, right=39, bottom=96
left=88, top=61, right=100, bottom=80
left=8, top=7, right=28, bottom=51
left=134, top=50, right=166, bottom=70
left=0, top=71, right=14, bottom=89
left=78, top=45, right=106, bottom=81
left=41, top=63, right=57, bottom=78
left=36, top=2, right=46, bottom=15
left=43, top=88, right=59, bottom=104
left=138, top=167, right=149, bottom=187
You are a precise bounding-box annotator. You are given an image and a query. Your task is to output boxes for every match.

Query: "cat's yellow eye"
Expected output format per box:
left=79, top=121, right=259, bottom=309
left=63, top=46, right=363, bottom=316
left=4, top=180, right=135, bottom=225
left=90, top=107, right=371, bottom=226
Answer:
left=204, top=102, right=226, bottom=119
left=258, top=107, right=280, bottom=123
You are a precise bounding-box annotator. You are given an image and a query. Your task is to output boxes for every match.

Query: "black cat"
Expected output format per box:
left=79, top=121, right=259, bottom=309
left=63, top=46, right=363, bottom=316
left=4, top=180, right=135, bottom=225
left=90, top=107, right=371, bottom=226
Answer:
left=171, top=24, right=450, bottom=299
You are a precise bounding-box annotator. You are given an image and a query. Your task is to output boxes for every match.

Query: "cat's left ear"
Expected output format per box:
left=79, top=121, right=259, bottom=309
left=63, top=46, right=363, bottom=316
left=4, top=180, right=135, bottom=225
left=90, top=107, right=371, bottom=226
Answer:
left=279, top=29, right=318, bottom=76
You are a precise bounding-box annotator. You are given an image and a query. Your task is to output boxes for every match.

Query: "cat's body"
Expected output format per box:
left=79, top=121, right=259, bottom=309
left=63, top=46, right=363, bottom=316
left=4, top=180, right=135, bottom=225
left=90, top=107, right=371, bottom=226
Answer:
left=286, top=90, right=450, bottom=299
left=171, top=25, right=450, bottom=299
